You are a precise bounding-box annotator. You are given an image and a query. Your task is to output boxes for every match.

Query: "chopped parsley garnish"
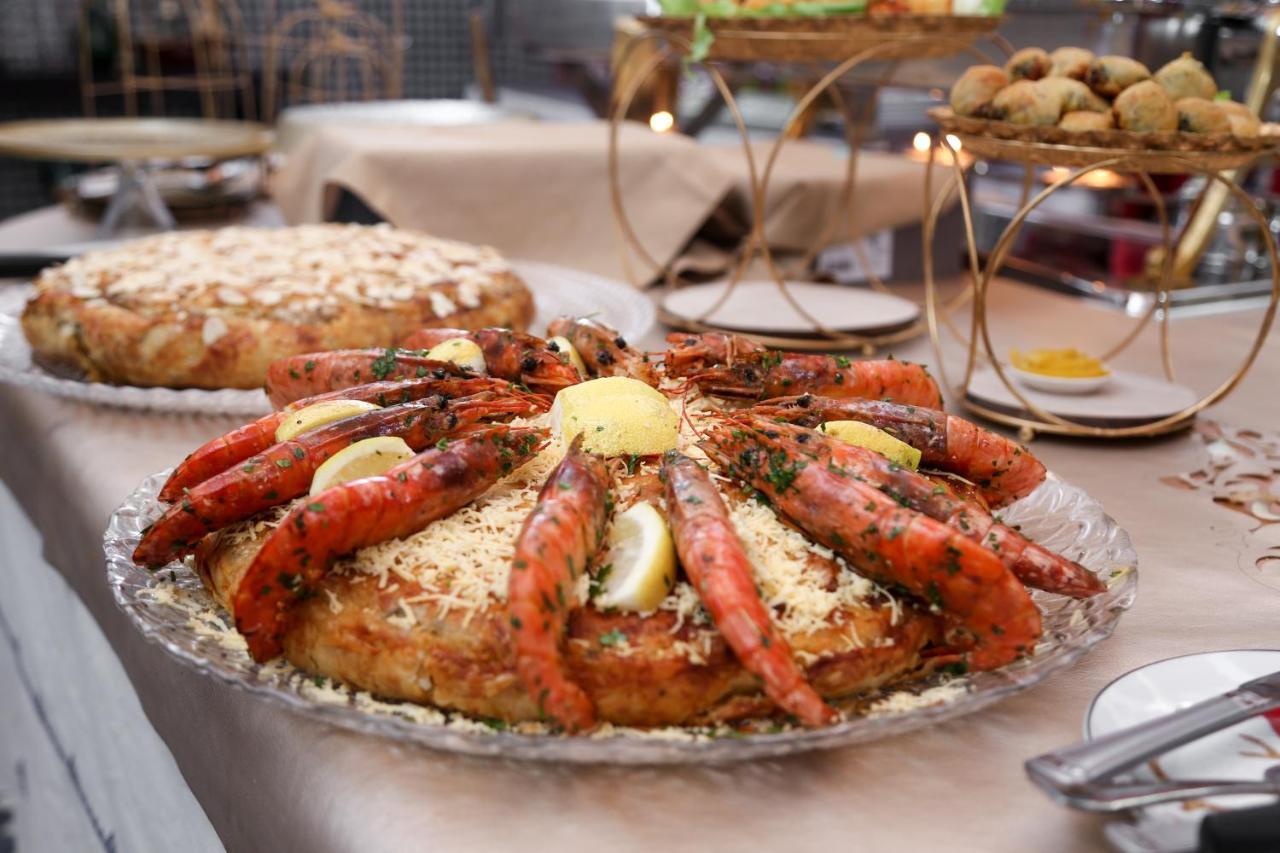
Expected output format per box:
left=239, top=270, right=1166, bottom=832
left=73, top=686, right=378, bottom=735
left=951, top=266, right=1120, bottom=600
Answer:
left=588, top=562, right=613, bottom=599
left=598, top=628, right=627, bottom=647
left=764, top=450, right=804, bottom=493
left=369, top=348, right=398, bottom=381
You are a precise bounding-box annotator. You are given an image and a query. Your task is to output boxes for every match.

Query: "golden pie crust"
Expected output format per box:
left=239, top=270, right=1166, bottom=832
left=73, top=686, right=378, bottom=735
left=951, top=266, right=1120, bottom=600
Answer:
left=194, top=506, right=936, bottom=728
left=21, top=224, right=535, bottom=390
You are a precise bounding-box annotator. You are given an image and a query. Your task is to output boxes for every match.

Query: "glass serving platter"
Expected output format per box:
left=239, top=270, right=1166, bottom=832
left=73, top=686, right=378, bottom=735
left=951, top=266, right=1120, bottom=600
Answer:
left=106, top=468, right=1138, bottom=764
left=0, top=261, right=656, bottom=416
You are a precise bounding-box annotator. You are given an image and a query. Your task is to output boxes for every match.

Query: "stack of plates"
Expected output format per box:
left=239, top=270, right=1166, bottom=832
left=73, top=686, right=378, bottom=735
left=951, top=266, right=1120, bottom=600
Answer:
left=659, top=280, right=921, bottom=345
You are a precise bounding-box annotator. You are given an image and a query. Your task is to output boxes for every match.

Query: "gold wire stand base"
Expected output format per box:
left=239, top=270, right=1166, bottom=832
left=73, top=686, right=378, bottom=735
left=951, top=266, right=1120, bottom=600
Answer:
left=609, top=21, right=1010, bottom=354
left=922, top=134, right=1280, bottom=440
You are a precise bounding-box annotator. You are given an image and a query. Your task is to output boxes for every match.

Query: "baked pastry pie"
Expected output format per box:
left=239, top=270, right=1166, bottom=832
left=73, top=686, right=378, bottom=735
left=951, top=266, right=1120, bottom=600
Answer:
left=21, top=224, right=534, bottom=390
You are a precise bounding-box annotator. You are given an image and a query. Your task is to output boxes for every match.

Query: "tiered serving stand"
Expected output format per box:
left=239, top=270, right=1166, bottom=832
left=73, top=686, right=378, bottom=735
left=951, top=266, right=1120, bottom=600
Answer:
left=922, top=109, right=1280, bottom=439
left=608, top=14, right=1010, bottom=352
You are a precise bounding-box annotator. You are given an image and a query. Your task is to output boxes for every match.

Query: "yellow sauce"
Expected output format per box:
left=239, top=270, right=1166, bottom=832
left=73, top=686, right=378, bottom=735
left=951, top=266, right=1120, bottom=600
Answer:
left=1010, top=348, right=1110, bottom=378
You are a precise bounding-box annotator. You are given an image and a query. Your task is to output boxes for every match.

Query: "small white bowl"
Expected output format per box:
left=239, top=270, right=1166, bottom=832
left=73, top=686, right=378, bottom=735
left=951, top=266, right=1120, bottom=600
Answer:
left=1009, top=365, right=1112, bottom=395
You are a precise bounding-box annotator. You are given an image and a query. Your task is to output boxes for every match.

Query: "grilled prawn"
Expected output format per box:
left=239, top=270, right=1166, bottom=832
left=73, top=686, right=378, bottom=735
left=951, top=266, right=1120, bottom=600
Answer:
left=750, top=395, right=1046, bottom=507
left=662, top=331, right=767, bottom=376
left=266, top=349, right=472, bottom=408
left=134, top=393, right=540, bottom=567
left=234, top=426, right=547, bottom=662
left=662, top=452, right=837, bottom=726
left=401, top=327, right=581, bottom=395
left=508, top=436, right=611, bottom=731
left=728, top=416, right=1103, bottom=599
left=160, top=376, right=548, bottom=502
left=546, top=316, right=658, bottom=386
left=666, top=333, right=942, bottom=408
left=701, top=421, right=1041, bottom=671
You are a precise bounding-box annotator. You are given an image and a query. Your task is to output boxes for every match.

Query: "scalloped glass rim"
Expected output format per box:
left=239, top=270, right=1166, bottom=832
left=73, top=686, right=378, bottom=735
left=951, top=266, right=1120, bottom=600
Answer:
left=106, top=467, right=1137, bottom=764
left=0, top=260, right=656, bottom=416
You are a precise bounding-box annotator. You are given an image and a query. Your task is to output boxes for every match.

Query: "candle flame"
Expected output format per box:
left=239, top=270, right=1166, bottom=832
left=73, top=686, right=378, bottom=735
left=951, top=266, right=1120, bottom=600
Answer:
left=912, top=132, right=931, bottom=152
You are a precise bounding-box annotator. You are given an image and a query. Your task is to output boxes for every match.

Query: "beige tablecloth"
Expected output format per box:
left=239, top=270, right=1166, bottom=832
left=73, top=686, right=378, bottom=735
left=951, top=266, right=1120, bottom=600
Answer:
left=2, top=250, right=1279, bottom=850
left=272, top=121, right=734, bottom=281
left=270, top=121, right=951, bottom=282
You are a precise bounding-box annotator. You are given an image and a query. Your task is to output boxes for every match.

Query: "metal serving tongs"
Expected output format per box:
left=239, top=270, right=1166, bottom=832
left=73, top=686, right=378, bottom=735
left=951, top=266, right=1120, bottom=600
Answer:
left=1024, top=670, right=1280, bottom=813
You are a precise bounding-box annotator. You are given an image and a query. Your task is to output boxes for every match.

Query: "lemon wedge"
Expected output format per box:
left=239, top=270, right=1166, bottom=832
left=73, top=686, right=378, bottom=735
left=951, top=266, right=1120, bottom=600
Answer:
left=593, top=502, right=677, bottom=612
left=549, top=376, right=677, bottom=457
left=275, top=399, right=381, bottom=442
left=820, top=420, right=922, bottom=470
left=425, top=337, right=487, bottom=373
left=309, top=436, right=415, bottom=496
left=548, top=335, right=588, bottom=377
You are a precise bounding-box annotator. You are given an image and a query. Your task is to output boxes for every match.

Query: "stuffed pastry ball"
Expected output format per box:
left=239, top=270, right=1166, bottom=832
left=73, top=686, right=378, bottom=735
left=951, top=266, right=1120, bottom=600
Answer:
left=991, top=79, right=1062, bottom=125
left=951, top=65, right=1010, bottom=117
left=1113, top=80, right=1177, bottom=132
left=1154, top=53, right=1218, bottom=101
left=1005, top=47, right=1050, bottom=82
left=1087, top=56, right=1151, bottom=98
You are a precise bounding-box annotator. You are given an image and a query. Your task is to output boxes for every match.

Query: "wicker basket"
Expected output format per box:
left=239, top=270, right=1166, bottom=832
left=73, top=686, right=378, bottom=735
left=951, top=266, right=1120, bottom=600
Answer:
left=929, top=107, right=1279, bottom=173
left=637, top=15, right=1002, bottom=63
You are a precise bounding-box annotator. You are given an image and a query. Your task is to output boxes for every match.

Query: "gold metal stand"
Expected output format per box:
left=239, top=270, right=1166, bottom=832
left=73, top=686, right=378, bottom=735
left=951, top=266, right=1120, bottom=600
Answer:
left=608, top=16, right=1008, bottom=354
left=922, top=129, right=1280, bottom=439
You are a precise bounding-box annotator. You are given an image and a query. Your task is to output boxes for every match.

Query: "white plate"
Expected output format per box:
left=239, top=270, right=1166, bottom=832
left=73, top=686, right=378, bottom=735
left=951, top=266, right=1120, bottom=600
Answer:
left=967, top=366, right=1198, bottom=426
left=660, top=280, right=921, bottom=337
left=0, top=260, right=655, bottom=416
left=1087, top=650, right=1280, bottom=852
left=106, top=472, right=1137, bottom=764
left=1010, top=365, right=1113, bottom=396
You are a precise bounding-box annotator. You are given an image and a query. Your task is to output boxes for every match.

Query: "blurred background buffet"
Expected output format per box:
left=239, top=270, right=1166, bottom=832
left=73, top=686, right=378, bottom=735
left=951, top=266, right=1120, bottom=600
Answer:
left=1, top=0, right=1278, bottom=305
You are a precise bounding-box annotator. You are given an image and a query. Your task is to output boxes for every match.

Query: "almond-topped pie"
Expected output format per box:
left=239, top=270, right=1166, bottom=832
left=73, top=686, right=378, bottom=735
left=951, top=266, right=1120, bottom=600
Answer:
left=21, top=224, right=534, bottom=389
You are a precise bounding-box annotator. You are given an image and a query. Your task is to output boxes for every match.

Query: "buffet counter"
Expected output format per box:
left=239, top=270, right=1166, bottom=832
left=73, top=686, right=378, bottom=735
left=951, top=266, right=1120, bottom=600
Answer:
left=2, top=256, right=1276, bottom=851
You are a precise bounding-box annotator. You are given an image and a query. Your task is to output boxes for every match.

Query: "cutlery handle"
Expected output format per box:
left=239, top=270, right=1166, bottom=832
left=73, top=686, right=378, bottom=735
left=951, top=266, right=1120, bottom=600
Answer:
left=1053, top=778, right=1280, bottom=813
left=1025, top=689, right=1280, bottom=792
